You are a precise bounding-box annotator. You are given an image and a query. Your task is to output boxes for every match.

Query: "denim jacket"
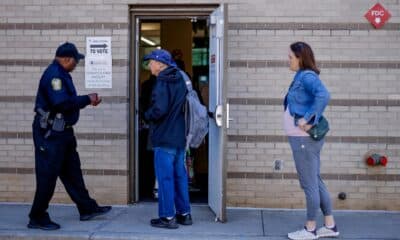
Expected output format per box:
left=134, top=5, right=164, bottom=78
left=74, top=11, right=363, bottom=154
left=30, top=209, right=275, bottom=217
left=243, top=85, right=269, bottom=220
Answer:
left=283, top=70, right=330, bottom=125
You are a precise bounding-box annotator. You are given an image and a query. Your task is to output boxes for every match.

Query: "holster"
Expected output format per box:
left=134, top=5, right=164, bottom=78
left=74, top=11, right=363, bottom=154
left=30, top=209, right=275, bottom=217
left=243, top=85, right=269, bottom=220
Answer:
left=52, top=113, right=65, bottom=132
left=36, top=109, right=65, bottom=138
left=36, top=108, right=50, bottom=129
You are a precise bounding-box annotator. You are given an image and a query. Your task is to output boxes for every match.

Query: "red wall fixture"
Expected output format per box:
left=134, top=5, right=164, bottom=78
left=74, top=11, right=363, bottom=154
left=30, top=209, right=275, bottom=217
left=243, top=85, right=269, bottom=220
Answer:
left=365, top=153, right=388, bottom=166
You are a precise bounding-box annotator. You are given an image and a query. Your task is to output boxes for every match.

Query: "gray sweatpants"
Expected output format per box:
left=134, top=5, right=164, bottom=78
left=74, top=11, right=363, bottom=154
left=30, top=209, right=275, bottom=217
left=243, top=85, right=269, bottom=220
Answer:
left=288, top=136, right=333, bottom=221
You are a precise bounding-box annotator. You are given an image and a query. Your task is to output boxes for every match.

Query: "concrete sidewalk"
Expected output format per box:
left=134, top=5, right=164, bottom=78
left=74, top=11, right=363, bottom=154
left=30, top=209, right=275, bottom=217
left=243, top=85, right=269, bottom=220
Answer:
left=0, top=203, right=399, bottom=240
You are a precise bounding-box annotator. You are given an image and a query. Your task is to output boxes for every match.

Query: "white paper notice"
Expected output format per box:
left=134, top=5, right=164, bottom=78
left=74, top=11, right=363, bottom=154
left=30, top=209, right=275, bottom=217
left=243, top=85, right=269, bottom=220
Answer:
left=85, top=37, right=112, bottom=88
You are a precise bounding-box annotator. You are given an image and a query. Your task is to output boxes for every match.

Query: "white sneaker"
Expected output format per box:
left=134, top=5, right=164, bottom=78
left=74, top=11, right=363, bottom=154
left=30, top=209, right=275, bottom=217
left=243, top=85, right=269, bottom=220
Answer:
left=288, top=227, right=319, bottom=240
left=317, top=225, right=339, bottom=238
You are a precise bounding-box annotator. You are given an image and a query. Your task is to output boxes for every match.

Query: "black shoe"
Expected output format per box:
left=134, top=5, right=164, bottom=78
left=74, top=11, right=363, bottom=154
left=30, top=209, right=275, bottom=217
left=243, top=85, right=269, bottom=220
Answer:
left=80, top=206, right=112, bottom=221
left=176, top=213, right=193, bottom=225
left=150, top=217, right=179, bottom=229
left=27, top=219, right=60, bottom=230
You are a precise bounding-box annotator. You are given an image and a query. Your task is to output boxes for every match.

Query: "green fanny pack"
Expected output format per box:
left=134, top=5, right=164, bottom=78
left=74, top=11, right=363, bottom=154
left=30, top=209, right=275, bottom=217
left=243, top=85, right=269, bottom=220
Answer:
left=307, top=115, right=329, bottom=141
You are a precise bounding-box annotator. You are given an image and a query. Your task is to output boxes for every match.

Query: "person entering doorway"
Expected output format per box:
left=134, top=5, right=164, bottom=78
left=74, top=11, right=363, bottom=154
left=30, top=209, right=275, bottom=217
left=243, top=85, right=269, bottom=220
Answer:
left=137, top=19, right=210, bottom=203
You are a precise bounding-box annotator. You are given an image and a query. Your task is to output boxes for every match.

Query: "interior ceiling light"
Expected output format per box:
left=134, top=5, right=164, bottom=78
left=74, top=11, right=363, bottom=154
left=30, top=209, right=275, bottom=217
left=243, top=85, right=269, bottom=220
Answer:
left=140, top=36, right=156, bottom=46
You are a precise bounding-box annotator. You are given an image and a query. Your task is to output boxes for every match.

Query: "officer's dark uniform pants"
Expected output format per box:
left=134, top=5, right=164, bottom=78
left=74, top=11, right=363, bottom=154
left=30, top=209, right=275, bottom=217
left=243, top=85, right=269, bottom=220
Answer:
left=29, top=123, right=98, bottom=221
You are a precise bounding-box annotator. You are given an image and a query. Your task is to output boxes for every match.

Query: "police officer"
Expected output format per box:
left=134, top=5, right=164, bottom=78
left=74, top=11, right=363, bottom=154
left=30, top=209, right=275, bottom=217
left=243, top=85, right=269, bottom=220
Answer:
left=28, top=42, right=111, bottom=230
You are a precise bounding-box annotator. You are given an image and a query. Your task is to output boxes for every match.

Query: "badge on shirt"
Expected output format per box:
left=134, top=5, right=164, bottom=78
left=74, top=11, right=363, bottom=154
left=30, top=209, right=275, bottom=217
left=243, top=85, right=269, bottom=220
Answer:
left=51, top=78, right=62, bottom=91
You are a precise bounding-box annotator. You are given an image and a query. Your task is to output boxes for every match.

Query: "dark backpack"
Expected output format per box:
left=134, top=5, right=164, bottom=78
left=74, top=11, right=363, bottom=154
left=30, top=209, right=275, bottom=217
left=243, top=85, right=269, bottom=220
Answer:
left=180, top=71, right=209, bottom=150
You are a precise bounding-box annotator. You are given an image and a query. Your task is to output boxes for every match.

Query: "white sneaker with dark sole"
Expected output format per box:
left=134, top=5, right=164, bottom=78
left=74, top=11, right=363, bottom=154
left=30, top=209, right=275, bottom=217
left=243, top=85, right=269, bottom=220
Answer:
left=317, top=225, right=339, bottom=238
left=288, top=227, right=319, bottom=240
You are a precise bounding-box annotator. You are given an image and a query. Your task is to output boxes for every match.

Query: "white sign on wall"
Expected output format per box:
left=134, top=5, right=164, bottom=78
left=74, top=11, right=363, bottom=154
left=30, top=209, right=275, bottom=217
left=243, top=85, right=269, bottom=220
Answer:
left=85, top=37, right=112, bottom=88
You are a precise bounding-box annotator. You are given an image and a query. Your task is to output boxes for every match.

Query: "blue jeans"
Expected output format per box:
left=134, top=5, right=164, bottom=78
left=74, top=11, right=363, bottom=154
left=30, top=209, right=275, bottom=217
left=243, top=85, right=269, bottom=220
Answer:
left=153, top=147, right=191, bottom=218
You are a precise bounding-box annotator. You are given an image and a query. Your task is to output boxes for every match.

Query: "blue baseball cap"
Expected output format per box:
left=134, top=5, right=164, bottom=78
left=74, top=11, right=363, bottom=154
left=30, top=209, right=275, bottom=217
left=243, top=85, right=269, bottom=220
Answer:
left=143, top=49, right=177, bottom=67
left=55, top=42, right=85, bottom=63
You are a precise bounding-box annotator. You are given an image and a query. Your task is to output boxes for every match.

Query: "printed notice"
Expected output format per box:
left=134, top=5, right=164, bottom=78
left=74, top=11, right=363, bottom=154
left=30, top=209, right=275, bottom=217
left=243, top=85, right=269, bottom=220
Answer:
left=85, top=37, right=112, bottom=88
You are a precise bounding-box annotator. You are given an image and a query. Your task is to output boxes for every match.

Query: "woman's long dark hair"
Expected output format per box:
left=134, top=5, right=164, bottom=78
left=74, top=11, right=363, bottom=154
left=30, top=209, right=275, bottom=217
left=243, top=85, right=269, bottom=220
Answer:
left=290, top=41, right=320, bottom=75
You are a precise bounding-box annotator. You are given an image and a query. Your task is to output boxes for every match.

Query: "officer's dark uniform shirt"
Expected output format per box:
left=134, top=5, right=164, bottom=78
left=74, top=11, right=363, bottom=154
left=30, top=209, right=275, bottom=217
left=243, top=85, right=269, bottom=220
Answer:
left=34, top=60, right=90, bottom=126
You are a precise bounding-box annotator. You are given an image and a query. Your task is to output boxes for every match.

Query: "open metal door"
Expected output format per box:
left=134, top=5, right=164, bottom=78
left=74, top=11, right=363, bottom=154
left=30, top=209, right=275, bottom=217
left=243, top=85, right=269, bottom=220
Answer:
left=208, top=4, right=228, bottom=222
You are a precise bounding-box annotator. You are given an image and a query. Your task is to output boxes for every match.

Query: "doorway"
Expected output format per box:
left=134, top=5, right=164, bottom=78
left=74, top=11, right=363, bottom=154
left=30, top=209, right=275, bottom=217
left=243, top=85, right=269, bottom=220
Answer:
left=128, top=4, right=227, bottom=221
left=137, top=18, right=210, bottom=203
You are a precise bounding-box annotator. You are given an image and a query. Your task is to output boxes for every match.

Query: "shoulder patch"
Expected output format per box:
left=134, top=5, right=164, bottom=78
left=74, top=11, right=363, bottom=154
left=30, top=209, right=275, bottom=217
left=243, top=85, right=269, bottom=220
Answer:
left=51, top=78, right=62, bottom=91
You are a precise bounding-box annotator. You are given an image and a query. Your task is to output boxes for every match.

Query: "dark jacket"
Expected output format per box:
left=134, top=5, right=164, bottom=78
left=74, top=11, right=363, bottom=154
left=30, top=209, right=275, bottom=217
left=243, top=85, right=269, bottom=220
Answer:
left=139, top=75, right=157, bottom=113
left=144, top=66, right=186, bottom=148
left=34, top=60, right=90, bottom=126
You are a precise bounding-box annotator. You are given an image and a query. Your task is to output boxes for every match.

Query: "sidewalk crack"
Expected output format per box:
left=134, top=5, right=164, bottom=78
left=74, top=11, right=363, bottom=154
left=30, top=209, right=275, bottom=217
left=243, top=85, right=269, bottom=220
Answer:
left=88, top=208, right=128, bottom=240
left=261, top=210, right=265, bottom=236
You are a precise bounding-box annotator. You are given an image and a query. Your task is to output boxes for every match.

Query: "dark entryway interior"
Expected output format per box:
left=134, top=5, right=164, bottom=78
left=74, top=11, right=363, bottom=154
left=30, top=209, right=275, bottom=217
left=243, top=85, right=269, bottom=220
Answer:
left=137, top=18, right=209, bottom=203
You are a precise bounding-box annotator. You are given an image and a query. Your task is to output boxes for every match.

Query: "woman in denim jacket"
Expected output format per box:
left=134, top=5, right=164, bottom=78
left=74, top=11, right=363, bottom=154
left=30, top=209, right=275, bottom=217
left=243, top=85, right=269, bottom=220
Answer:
left=284, top=42, right=339, bottom=240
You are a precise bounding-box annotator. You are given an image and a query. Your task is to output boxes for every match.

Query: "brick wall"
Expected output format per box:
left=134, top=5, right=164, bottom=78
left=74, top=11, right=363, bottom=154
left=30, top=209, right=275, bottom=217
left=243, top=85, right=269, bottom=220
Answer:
left=0, top=0, right=131, bottom=205
left=225, top=0, right=400, bottom=210
left=0, top=0, right=399, bottom=210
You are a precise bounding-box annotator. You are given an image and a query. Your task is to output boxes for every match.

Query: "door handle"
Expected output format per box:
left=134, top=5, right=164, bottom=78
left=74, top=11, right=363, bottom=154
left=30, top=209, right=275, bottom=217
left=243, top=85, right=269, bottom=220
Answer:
left=214, top=105, right=223, bottom=127
left=214, top=104, right=233, bottom=128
